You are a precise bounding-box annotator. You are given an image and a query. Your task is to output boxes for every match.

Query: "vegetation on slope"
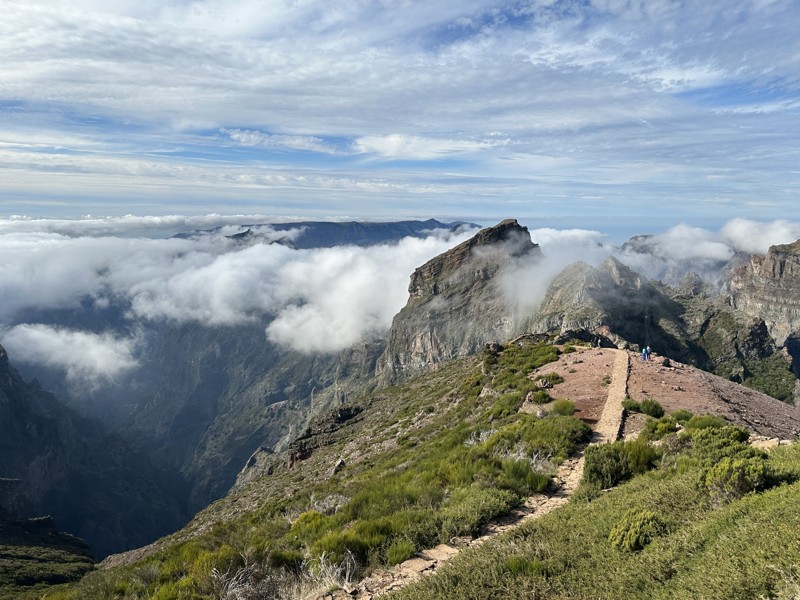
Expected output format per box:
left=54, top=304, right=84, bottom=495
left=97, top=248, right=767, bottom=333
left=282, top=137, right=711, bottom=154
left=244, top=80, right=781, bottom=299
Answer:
left=47, top=339, right=591, bottom=599
left=394, top=421, right=800, bottom=600
left=0, top=514, right=94, bottom=600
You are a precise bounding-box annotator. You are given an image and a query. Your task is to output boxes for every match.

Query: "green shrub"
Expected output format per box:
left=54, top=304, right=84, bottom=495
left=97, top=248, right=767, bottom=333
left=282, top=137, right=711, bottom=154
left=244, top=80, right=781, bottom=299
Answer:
left=550, top=399, right=576, bottom=416
left=583, top=439, right=660, bottom=489
left=705, top=456, right=768, bottom=504
left=639, top=398, right=664, bottom=418
left=642, top=416, right=678, bottom=440
left=291, top=510, right=333, bottom=544
left=438, top=487, right=518, bottom=540
left=686, top=425, right=755, bottom=465
left=671, top=409, right=693, bottom=423
left=685, top=414, right=727, bottom=430
left=583, top=443, right=631, bottom=489
left=504, top=555, right=551, bottom=577
left=535, top=372, right=564, bottom=386
left=489, top=391, right=525, bottom=419
left=622, top=398, right=640, bottom=411
left=386, top=539, right=416, bottom=566
left=530, top=390, right=552, bottom=404
left=268, top=549, right=304, bottom=571
left=608, top=509, right=667, bottom=552
left=311, top=530, right=371, bottom=565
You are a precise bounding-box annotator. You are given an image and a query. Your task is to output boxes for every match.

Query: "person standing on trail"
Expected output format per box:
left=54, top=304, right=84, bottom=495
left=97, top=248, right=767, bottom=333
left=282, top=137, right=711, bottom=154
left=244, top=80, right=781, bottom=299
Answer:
left=646, top=346, right=652, bottom=361
left=642, top=346, right=647, bottom=361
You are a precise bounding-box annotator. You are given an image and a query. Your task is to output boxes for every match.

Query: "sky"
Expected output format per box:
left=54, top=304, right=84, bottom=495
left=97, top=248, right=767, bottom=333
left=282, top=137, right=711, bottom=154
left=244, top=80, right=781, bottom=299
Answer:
left=2, top=0, right=800, bottom=230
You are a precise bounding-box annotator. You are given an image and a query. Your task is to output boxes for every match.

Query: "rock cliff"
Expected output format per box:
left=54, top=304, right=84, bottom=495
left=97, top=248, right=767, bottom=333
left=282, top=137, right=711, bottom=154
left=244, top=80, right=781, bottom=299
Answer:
left=729, top=239, right=800, bottom=346
left=377, top=219, right=541, bottom=381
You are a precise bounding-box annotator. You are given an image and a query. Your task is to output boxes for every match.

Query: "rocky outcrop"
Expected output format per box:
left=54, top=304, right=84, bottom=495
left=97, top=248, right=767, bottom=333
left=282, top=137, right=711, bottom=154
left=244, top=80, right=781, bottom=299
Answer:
left=526, top=257, right=796, bottom=400
left=729, top=240, right=800, bottom=346
left=529, top=257, right=693, bottom=357
left=377, top=220, right=542, bottom=381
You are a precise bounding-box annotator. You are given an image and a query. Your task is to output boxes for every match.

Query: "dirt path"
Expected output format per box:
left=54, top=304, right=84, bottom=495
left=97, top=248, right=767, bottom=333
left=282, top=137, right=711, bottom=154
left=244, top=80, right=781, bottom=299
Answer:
left=314, top=350, right=630, bottom=600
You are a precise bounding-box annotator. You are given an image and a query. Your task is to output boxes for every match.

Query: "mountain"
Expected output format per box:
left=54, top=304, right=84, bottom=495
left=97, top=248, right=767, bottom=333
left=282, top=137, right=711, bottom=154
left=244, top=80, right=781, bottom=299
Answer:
left=5, top=217, right=798, bottom=574
left=378, top=219, right=542, bottom=382
left=0, top=344, right=186, bottom=559
left=2, top=219, right=475, bottom=552
left=728, top=239, right=800, bottom=399
left=175, top=218, right=479, bottom=248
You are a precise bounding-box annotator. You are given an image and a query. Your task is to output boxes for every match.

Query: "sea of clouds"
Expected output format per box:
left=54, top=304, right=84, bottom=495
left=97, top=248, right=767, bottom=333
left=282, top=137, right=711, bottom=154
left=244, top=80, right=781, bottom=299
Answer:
left=1, top=215, right=799, bottom=388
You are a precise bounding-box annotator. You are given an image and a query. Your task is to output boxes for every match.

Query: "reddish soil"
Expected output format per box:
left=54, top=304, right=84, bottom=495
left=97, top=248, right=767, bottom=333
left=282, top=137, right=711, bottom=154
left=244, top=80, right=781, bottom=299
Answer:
left=529, top=347, right=618, bottom=427
left=531, top=346, right=800, bottom=441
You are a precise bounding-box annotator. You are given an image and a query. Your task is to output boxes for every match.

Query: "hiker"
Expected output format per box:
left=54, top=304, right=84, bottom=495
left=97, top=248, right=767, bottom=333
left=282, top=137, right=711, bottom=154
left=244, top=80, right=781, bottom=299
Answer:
left=642, top=346, right=647, bottom=361
left=646, top=345, right=652, bottom=360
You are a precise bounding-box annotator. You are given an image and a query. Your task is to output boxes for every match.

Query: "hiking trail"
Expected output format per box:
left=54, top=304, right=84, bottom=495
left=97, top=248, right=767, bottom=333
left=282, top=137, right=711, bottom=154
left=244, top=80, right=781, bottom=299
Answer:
left=313, top=349, right=630, bottom=600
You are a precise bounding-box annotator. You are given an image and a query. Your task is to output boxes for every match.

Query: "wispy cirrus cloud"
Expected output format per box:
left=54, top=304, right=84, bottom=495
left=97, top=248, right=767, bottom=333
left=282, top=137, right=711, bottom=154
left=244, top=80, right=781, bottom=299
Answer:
left=1, top=1, right=800, bottom=222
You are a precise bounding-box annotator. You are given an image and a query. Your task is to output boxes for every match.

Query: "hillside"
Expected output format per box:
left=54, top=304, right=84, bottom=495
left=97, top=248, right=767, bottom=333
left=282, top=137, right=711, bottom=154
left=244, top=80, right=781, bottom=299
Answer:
left=45, top=339, right=800, bottom=599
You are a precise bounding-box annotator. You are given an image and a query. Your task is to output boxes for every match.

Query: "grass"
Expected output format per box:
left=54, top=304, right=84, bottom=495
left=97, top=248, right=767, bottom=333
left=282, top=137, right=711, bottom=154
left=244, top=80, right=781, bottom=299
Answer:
left=0, top=516, right=94, bottom=600
left=394, top=430, right=800, bottom=600
left=48, top=339, right=592, bottom=600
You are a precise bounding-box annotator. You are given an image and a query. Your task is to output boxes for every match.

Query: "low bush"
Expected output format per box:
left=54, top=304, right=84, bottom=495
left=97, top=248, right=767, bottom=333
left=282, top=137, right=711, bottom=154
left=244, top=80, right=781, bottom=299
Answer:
left=583, top=438, right=660, bottom=489
left=386, top=539, right=416, bottom=566
left=641, top=416, right=678, bottom=440
left=550, top=399, right=576, bottom=416
left=670, top=409, right=693, bottom=423
left=639, top=398, right=664, bottom=418
left=608, top=509, right=667, bottom=552
left=685, top=414, right=727, bottom=430
left=622, top=398, right=640, bottom=411
left=705, top=456, right=768, bottom=505
left=535, top=372, right=564, bottom=386
left=438, top=487, right=518, bottom=540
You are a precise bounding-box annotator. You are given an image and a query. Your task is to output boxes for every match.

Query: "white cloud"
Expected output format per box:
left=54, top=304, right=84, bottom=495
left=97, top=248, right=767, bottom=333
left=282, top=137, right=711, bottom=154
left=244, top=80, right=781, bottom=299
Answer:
left=721, top=218, right=800, bottom=255
left=2, top=324, right=139, bottom=388
left=0, top=218, right=478, bottom=355
left=355, top=134, right=505, bottom=160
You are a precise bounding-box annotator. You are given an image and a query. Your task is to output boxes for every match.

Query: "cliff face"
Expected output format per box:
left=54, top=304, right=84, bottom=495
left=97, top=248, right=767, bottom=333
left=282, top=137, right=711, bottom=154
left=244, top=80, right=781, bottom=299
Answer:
left=377, top=220, right=541, bottom=381
left=729, top=240, right=800, bottom=346
left=0, top=344, right=186, bottom=558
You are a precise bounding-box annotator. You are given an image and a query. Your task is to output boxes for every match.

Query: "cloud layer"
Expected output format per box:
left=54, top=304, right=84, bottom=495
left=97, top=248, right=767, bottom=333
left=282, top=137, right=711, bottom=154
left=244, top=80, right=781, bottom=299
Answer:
left=3, top=215, right=799, bottom=390
left=0, top=217, right=478, bottom=384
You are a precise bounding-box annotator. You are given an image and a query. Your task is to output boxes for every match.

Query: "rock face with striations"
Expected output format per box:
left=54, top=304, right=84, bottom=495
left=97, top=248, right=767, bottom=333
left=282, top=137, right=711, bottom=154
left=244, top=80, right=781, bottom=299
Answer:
left=377, top=219, right=541, bottom=381
left=728, top=240, right=800, bottom=347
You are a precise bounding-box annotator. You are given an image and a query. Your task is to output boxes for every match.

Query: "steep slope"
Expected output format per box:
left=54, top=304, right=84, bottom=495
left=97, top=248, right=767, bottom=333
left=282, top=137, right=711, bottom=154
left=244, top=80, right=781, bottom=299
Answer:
left=529, top=257, right=696, bottom=359
left=377, top=219, right=541, bottom=381
left=7, top=219, right=471, bottom=522
left=728, top=239, right=800, bottom=346
left=0, top=344, right=186, bottom=558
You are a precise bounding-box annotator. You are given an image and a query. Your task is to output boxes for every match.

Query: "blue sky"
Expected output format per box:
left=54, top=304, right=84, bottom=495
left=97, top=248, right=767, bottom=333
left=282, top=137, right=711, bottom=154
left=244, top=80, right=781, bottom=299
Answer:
left=1, top=0, right=799, bottom=231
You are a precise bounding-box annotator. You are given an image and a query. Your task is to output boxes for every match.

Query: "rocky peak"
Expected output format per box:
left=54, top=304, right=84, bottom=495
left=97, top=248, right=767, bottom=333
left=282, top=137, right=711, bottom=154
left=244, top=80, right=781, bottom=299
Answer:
left=378, top=219, right=541, bottom=381
left=408, top=219, right=540, bottom=300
